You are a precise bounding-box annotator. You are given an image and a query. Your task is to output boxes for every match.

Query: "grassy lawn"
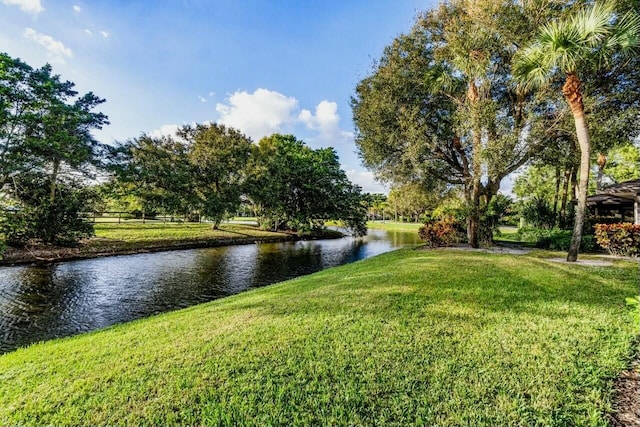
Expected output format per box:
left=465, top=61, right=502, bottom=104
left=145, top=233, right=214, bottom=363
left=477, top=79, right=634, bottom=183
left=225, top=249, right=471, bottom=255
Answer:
left=93, top=222, right=284, bottom=243
left=0, top=249, right=637, bottom=426
left=367, top=220, right=423, bottom=231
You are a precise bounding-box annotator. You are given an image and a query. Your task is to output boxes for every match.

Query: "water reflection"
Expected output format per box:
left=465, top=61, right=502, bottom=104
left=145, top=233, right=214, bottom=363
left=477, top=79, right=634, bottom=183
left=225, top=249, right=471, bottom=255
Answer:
left=0, top=228, right=421, bottom=353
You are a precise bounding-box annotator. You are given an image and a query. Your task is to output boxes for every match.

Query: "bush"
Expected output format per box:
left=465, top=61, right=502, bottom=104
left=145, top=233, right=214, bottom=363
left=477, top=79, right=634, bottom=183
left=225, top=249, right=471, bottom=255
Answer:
left=517, top=227, right=595, bottom=252
left=1, top=175, right=97, bottom=247
left=419, top=218, right=461, bottom=247
left=521, top=197, right=555, bottom=229
left=594, top=223, right=640, bottom=257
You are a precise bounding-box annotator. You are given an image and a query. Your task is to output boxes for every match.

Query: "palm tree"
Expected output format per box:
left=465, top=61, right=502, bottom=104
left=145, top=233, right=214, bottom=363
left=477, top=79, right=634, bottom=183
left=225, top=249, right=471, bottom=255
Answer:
left=514, top=2, right=640, bottom=261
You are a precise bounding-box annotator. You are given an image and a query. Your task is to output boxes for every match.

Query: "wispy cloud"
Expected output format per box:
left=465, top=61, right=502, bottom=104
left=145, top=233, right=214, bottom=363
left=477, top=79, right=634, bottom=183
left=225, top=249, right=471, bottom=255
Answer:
left=84, top=29, right=93, bottom=36
left=198, top=96, right=207, bottom=103
left=2, top=0, right=43, bottom=14
left=99, top=30, right=109, bottom=39
left=23, top=27, right=73, bottom=61
left=73, top=4, right=81, bottom=13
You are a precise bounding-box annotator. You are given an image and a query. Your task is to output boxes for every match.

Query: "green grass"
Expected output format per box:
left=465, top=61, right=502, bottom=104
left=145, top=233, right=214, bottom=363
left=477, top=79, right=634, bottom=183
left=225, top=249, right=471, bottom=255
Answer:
left=0, top=249, right=638, bottom=426
left=93, top=222, right=283, bottom=243
left=366, top=220, right=423, bottom=231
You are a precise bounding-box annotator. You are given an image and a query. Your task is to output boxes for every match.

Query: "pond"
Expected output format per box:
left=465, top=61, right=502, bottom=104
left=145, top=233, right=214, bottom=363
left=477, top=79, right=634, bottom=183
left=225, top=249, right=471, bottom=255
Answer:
left=0, top=228, right=421, bottom=354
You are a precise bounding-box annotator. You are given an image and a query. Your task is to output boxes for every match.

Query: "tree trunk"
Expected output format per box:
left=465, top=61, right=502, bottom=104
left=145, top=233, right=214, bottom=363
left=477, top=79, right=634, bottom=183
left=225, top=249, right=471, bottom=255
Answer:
left=560, top=167, right=572, bottom=224
left=50, top=159, right=60, bottom=203
left=552, top=166, right=561, bottom=226
left=596, top=152, right=606, bottom=191
left=563, top=73, right=590, bottom=262
left=465, top=177, right=481, bottom=248
left=467, top=81, right=482, bottom=248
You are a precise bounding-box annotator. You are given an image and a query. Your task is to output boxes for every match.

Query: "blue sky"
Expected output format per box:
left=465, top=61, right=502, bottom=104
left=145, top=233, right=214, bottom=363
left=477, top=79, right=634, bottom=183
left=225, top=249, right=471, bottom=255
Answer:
left=1, top=0, right=437, bottom=193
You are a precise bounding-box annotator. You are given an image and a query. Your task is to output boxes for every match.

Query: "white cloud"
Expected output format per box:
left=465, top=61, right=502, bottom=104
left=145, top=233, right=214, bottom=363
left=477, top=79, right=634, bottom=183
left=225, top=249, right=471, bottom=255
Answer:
left=2, top=0, right=43, bottom=14
left=299, top=100, right=339, bottom=132
left=346, top=169, right=388, bottom=194
left=299, top=100, right=353, bottom=145
left=84, top=29, right=93, bottom=36
left=148, top=124, right=180, bottom=139
left=73, top=4, right=81, bottom=12
left=216, top=88, right=299, bottom=142
left=147, top=122, right=212, bottom=141
left=208, top=91, right=215, bottom=97
left=100, top=30, right=109, bottom=38
left=198, top=96, right=207, bottom=103
left=23, top=28, right=73, bottom=61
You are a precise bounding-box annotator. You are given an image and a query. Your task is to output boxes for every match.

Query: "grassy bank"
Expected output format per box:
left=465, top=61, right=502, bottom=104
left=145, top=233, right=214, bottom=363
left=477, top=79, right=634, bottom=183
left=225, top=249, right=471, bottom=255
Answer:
left=0, top=249, right=637, bottom=426
left=0, top=223, right=343, bottom=265
left=92, top=222, right=285, bottom=243
left=366, top=220, right=423, bottom=231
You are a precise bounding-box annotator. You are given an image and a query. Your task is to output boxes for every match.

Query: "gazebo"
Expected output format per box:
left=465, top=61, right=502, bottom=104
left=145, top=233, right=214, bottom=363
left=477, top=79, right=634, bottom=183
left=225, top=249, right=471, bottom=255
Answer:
left=587, top=179, right=640, bottom=224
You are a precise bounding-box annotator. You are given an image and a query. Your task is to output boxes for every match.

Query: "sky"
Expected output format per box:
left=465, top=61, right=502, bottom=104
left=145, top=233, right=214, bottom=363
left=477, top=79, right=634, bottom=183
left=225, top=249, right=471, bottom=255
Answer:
left=1, top=0, right=514, bottom=195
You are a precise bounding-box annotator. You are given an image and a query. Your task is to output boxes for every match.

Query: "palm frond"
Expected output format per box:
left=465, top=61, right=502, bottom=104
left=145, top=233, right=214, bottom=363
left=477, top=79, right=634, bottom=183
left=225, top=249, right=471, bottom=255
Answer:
left=512, top=44, right=553, bottom=90
left=608, top=9, right=640, bottom=51
left=538, top=20, right=584, bottom=73
left=572, top=1, right=615, bottom=48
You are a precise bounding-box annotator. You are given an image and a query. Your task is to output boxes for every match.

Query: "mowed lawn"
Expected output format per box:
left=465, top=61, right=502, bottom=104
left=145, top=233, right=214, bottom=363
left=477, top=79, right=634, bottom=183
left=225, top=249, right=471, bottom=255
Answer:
left=367, top=221, right=423, bottom=232
left=0, top=249, right=638, bottom=426
left=93, top=222, right=288, bottom=243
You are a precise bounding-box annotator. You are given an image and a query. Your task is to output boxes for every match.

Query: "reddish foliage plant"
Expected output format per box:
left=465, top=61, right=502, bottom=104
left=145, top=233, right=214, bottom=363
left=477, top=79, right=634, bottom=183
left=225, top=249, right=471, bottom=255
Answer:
left=594, top=223, right=640, bottom=257
left=418, top=218, right=459, bottom=248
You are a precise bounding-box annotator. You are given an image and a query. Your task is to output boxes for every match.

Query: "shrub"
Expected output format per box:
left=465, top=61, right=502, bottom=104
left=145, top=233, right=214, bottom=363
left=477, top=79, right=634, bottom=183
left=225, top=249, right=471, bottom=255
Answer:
left=594, top=223, right=640, bottom=257
left=419, top=218, right=460, bottom=247
left=1, top=175, right=97, bottom=247
left=517, top=227, right=595, bottom=252
left=520, top=197, right=555, bottom=229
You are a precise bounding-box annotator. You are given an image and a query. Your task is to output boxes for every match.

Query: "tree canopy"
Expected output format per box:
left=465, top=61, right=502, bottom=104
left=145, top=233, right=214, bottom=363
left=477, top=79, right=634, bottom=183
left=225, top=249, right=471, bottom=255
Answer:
left=246, top=134, right=367, bottom=236
left=352, top=0, right=551, bottom=247
left=0, top=52, right=108, bottom=201
left=1, top=53, right=108, bottom=246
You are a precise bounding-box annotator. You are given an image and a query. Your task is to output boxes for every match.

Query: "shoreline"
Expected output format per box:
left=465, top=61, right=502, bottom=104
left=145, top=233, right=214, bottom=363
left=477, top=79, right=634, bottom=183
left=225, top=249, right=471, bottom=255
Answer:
left=0, top=229, right=344, bottom=267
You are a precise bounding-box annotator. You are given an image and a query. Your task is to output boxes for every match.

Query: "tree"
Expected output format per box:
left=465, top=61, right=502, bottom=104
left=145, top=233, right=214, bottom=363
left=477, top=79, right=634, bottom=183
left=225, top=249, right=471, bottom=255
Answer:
left=109, top=135, right=194, bottom=222
left=1, top=173, right=98, bottom=246
left=246, top=134, right=367, bottom=236
left=513, top=2, right=640, bottom=261
left=109, top=125, right=252, bottom=226
left=364, top=193, right=388, bottom=221
left=605, top=143, right=640, bottom=183
left=387, top=183, right=439, bottom=222
left=352, top=1, right=551, bottom=247
left=1, top=53, right=35, bottom=189
left=1, top=53, right=108, bottom=247
left=0, top=54, right=108, bottom=202
left=178, top=123, right=252, bottom=228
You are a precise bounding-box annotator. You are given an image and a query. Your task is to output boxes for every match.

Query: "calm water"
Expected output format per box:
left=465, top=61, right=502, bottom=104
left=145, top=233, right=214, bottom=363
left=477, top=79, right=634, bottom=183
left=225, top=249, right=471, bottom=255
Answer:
left=0, top=228, right=421, bottom=354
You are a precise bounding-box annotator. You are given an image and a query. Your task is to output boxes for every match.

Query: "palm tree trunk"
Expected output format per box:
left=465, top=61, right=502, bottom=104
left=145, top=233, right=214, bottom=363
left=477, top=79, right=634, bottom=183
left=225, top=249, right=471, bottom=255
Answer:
left=563, top=73, right=590, bottom=262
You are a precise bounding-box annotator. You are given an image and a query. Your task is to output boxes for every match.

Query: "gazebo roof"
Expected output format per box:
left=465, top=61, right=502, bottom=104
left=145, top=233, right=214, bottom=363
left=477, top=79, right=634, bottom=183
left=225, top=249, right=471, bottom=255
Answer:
left=597, top=179, right=640, bottom=200
left=586, top=194, right=634, bottom=206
